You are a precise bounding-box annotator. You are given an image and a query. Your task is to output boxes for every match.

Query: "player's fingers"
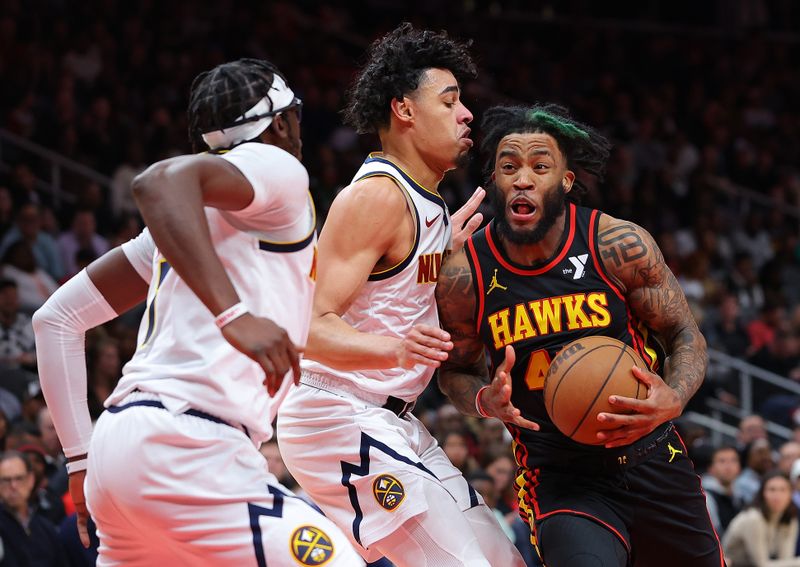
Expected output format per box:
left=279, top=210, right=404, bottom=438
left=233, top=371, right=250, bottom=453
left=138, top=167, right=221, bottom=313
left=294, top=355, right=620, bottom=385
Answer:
left=607, top=395, right=651, bottom=412
left=596, top=411, right=646, bottom=426
left=499, top=345, right=515, bottom=373
left=406, top=341, right=450, bottom=361
left=286, top=341, right=302, bottom=386
left=413, top=324, right=451, bottom=342
left=404, top=350, right=444, bottom=367
left=77, top=511, right=90, bottom=548
left=631, top=366, right=657, bottom=385
left=458, top=212, right=484, bottom=237
left=256, top=352, right=278, bottom=395
left=513, top=415, right=540, bottom=431
left=451, top=186, right=485, bottom=225
left=409, top=332, right=453, bottom=352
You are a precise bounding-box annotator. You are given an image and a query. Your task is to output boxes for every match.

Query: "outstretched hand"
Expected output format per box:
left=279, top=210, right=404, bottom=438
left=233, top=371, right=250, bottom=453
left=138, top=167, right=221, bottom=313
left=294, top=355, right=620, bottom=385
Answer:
left=221, top=314, right=302, bottom=396
left=450, top=187, right=485, bottom=251
left=595, top=366, right=681, bottom=448
left=479, top=345, right=539, bottom=430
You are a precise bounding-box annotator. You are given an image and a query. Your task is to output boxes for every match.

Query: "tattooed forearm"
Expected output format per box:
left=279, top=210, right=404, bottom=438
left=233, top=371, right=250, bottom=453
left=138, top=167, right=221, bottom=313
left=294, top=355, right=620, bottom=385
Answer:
left=663, top=325, right=708, bottom=410
left=435, top=248, right=487, bottom=416
left=439, top=361, right=490, bottom=417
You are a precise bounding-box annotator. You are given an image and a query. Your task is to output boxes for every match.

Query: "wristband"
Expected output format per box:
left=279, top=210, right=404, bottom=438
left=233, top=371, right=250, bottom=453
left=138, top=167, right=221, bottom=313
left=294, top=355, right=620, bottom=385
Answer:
left=66, top=458, right=88, bottom=475
left=215, top=302, right=249, bottom=329
left=475, top=386, right=491, bottom=418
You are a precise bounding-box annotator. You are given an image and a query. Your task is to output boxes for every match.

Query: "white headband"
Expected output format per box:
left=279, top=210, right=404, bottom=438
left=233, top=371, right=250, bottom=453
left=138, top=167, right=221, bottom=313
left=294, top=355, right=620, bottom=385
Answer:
left=202, top=74, right=296, bottom=150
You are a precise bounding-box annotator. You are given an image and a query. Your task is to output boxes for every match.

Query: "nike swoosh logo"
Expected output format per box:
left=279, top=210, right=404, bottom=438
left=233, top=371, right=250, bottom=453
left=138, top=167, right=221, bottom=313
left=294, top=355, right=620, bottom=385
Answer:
left=425, top=214, right=441, bottom=228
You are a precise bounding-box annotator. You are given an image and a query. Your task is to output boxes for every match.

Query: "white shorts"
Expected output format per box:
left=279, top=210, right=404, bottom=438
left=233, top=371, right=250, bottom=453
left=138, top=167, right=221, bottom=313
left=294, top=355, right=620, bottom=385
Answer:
left=87, top=391, right=364, bottom=567
left=277, top=380, right=484, bottom=562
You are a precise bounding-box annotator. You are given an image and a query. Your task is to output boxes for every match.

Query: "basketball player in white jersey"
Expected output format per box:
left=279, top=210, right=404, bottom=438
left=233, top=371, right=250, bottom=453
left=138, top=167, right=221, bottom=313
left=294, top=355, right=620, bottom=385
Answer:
left=32, top=59, right=363, bottom=567
left=278, top=25, right=526, bottom=567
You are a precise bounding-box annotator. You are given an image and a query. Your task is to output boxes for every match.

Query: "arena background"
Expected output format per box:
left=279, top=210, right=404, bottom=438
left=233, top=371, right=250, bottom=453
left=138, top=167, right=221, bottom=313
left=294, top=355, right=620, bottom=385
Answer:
left=0, top=1, right=799, bottom=565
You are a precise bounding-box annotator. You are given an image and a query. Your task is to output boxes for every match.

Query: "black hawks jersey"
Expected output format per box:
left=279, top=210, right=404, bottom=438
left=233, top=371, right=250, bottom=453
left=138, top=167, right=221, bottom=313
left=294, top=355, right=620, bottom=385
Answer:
left=464, top=203, right=666, bottom=469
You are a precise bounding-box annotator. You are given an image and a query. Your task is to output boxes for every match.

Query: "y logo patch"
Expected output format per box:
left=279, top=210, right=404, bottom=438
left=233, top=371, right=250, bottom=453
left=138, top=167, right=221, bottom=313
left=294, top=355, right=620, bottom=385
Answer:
left=568, top=254, right=589, bottom=279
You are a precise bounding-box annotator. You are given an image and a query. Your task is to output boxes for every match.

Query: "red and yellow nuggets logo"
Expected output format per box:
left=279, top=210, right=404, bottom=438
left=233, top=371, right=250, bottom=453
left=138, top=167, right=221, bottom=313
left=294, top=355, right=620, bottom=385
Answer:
left=290, top=525, right=334, bottom=566
left=372, top=474, right=405, bottom=511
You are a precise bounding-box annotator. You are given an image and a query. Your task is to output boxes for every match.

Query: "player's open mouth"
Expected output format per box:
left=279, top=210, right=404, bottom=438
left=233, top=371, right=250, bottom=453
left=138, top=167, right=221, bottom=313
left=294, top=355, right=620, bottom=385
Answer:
left=509, top=198, right=537, bottom=221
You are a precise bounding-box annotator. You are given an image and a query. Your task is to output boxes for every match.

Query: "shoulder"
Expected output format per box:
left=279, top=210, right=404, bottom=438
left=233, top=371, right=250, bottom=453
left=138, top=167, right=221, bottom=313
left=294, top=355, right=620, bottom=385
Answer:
left=220, top=143, right=307, bottom=183
left=329, top=175, right=410, bottom=221
left=596, top=213, right=663, bottom=293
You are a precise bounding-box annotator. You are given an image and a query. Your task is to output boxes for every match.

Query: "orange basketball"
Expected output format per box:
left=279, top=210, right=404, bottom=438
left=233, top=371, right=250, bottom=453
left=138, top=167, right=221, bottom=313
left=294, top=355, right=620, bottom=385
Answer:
left=543, top=336, right=647, bottom=445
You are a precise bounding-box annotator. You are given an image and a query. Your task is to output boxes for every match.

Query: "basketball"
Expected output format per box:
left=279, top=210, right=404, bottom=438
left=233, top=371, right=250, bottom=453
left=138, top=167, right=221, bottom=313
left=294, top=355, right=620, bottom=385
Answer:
left=543, top=336, right=647, bottom=445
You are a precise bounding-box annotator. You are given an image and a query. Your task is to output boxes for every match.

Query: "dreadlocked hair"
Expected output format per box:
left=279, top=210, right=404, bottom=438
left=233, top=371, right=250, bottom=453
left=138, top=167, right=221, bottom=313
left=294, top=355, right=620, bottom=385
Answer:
left=480, top=104, right=612, bottom=204
left=187, top=58, right=286, bottom=152
left=343, top=22, right=477, bottom=134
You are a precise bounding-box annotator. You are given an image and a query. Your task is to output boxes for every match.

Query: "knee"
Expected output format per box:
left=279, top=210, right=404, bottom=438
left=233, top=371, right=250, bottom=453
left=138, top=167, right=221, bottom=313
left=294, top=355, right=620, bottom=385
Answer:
left=538, top=515, right=628, bottom=567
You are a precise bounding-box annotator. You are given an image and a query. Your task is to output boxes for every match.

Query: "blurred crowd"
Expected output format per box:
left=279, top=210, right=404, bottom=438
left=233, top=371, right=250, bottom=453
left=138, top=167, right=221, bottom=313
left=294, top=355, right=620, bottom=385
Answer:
left=0, top=0, right=799, bottom=565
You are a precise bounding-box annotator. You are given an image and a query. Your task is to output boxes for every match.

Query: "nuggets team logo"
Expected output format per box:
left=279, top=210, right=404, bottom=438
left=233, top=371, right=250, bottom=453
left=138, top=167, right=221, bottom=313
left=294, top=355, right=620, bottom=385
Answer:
left=290, top=526, right=334, bottom=566
left=372, top=474, right=405, bottom=511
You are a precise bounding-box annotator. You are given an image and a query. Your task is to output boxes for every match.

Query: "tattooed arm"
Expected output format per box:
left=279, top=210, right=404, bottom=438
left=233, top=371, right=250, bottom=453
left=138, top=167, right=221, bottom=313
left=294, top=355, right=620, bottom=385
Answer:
left=437, top=248, right=539, bottom=429
left=594, top=214, right=707, bottom=447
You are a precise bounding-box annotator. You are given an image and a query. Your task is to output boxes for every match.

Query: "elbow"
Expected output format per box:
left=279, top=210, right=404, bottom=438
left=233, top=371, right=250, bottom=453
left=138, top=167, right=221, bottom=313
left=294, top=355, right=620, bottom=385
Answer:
left=131, top=162, right=169, bottom=208
left=31, top=303, right=52, bottom=336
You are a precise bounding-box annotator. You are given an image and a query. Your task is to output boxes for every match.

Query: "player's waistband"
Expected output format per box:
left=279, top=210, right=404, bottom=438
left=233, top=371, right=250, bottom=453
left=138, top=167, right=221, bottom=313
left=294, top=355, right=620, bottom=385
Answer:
left=300, top=370, right=415, bottom=419
left=107, top=390, right=252, bottom=440
left=569, top=422, right=675, bottom=472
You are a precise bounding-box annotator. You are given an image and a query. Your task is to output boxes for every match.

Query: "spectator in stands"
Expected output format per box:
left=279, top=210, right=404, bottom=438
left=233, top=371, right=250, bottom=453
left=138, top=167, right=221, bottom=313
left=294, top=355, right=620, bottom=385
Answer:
left=0, top=240, right=58, bottom=314
left=86, top=337, right=121, bottom=420
left=703, top=445, right=743, bottom=536
left=723, top=471, right=800, bottom=566
left=0, top=278, right=36, bottom=370
left=735, top=438, right=776, bottom=506
left=732, top=210, right=774, bottom=272
left=0, top=450, right=66, bottom=565
left=726, top=252, right=766, bottom=321
left=441, top=431, right=480, bottom=477
left=16, top=443, right=66, bottom=525
left=110, top=139, right=147, bottom=220
left=780, top=442, right=800, bottom=477
left=258, top=439, right=298, bottom=493
left=0, top=185, right=14, bottom=239
left=790, top=459, right=800, bottom=509
left=703, top=292, right=751, bottom=357
left=485, top=453, right=518, bottom=516
left=738, top=414, right=770, bottom=448
left=57, top=209, right=109, bottom=279
left=0, top=202, right=64, bottom=282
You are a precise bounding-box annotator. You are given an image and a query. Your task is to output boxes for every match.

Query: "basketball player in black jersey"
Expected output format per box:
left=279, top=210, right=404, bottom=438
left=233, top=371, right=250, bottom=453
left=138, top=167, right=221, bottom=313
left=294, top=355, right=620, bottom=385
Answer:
left=436, top=104, right=726, bottom=567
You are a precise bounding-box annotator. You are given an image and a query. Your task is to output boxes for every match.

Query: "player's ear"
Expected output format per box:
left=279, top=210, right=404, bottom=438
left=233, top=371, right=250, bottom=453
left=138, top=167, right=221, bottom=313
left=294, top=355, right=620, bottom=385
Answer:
left=270, top=114, right=290, bottom=139
left=390, top=96, right=414, bottom=125
left=563, top=170, right=576, bottom=193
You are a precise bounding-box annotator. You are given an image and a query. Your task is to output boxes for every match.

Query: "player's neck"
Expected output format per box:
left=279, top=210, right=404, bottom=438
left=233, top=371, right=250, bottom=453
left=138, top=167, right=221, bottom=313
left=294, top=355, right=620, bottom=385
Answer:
left=498, top=211, right=568, bottom=266
left=378, top=138, right=445, bottom=193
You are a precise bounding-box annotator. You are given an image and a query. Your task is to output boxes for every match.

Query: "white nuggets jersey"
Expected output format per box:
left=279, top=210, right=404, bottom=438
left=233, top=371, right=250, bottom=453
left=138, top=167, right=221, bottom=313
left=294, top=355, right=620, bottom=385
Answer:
left=303, top=153, right=450, bottom=400
left=108, top=143, right=317, bottom=443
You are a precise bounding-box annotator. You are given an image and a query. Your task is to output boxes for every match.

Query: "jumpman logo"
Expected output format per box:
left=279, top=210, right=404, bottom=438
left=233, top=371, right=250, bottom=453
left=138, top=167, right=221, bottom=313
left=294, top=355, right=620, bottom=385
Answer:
left=486, top=269, right=508, bottom=295
left=667, top=443, right=683, bottom=463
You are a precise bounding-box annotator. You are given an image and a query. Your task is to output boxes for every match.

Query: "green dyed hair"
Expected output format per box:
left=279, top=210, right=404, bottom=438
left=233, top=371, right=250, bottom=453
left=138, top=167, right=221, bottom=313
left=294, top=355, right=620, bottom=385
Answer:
left=480, top=103, right=611, bottom=203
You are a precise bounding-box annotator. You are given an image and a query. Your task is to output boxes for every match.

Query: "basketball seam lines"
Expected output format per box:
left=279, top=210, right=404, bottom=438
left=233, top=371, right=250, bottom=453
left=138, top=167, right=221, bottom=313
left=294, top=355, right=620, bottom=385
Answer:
left=567, top=345, right=627, bottom=440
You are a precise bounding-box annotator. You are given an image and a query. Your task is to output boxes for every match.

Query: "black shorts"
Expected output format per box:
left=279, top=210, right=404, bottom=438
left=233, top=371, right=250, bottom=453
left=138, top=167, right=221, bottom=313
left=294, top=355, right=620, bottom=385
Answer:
left=516, top=423, right=726, bottom=567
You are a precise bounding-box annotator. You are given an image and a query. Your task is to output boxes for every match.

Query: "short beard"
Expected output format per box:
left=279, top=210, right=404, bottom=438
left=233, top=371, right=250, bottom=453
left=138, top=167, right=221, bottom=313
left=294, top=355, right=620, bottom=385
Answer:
left=490, top=181, right=567, bottom=245
left=454, top=150, right=472, bottom=170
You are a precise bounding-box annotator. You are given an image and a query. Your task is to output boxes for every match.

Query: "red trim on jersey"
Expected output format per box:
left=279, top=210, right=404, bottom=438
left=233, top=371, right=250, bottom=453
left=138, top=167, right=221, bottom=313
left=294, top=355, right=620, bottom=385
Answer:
left=508, top=423, right=530, bottom=469
left=486, top=203, right=577, bottom=276
left=588, top=210, right=656, bottom=369
left=674, top=429, right=727, bottom=567
left=466, top=236, right=486, bottom=335
left=525, top=468, right=631, bottom=552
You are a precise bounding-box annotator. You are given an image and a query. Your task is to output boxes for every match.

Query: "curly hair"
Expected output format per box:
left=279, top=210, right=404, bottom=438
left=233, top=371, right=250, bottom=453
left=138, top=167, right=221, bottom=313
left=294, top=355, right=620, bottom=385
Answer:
left=343, top=23, right=477, bottom=134
left=187, top=58, right=286, bottom=151
left=480, top=104, right=612, bottom=203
